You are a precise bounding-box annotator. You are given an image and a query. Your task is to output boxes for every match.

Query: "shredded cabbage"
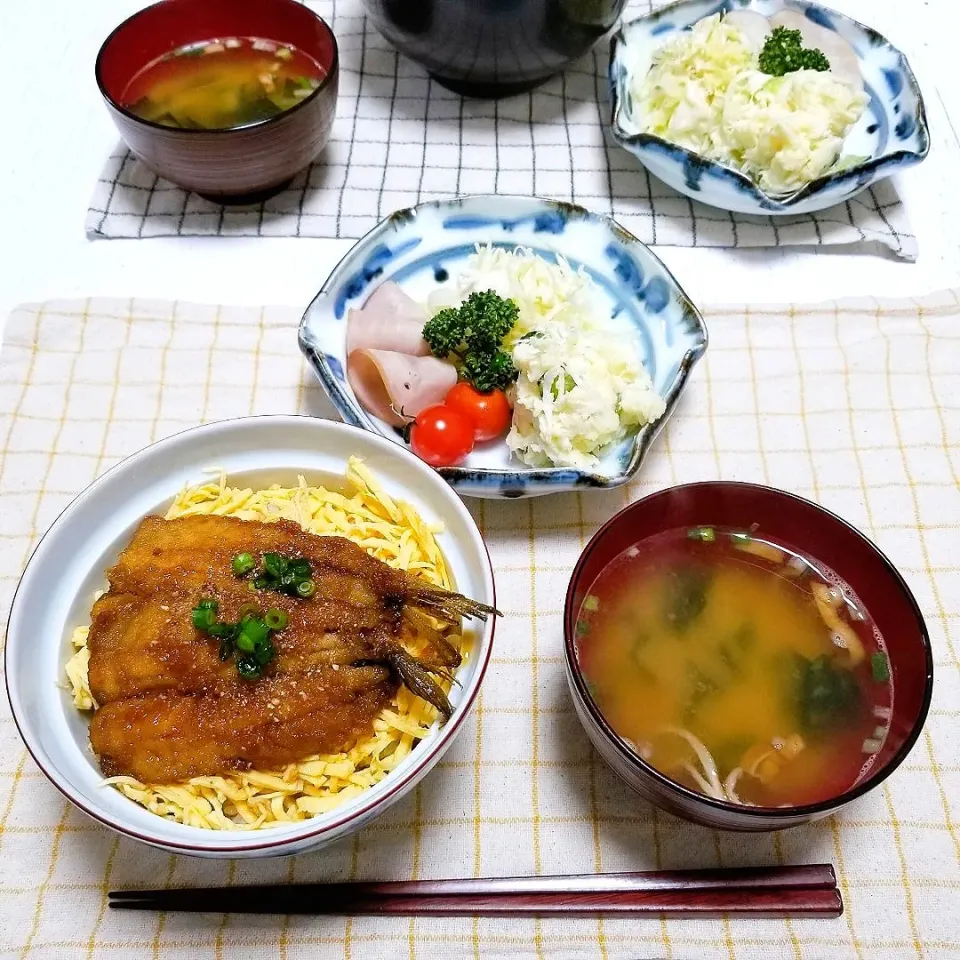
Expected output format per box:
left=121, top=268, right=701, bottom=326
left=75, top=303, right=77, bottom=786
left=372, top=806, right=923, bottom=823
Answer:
left=626, top=13, right=868, bottom=194
left=429, top=246, right=665, bottom=469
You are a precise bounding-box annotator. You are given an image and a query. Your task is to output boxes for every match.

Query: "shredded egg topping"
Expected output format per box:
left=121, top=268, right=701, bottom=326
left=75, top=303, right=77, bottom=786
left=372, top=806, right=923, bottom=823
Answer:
left=65, top=457, right=463, bottom=831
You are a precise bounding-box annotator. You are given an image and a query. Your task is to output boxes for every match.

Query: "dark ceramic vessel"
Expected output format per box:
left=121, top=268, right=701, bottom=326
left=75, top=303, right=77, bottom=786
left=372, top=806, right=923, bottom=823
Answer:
left=564, top=482, right=933, bottom=831
left=96, top=0, right=339, bottom=203
left=361, top=0, right=627, bottom=98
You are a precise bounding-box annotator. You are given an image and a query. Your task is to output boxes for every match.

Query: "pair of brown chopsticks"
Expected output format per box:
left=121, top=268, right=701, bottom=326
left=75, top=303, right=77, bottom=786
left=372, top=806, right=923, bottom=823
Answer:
left=110, top=864, right=841, bottom=919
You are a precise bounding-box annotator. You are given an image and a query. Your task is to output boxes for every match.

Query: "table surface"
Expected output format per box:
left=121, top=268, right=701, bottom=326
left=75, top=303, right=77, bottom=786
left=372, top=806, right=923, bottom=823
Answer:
left=1, top=8, right=959, bottom=957
left=2, top=0, right=959, bottom=328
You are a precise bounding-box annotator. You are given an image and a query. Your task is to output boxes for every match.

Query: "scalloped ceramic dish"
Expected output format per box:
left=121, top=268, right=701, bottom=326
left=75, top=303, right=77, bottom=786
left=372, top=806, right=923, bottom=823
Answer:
left=609, top=0, right=929, bottom=215
left=298, top=196, right=707, bottom=499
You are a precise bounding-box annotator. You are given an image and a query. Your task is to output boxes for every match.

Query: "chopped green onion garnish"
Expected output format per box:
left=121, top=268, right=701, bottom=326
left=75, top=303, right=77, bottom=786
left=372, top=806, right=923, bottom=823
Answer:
left=236, top=656, right=262, bottom=680
left=687, top=527, right=716, bottom=542
left=208, top=622, right=237, bottom=640
left=239, top=617, right=270, bottom=646
left=265, top=609, right=288, bottom=630
left=245, top=552, right=314, bottom=598
left=576, top=619, right=590, bottom=638
left=729, top=531, right=751, bottom=543
left=254, top=641, right=276, bottom=665
left=191, top=600, right=218, bottom=631
left=191, top=598, right=285, bottom=679
left=871, top=651, right=890, bottom=683
left=583, top=595, right=600, bottom=612
left=296, top=579, right=317, bottom=598
left=232, top=552, right=255, bottom=576
left=289, top=558, right=311, bottom=577
left=192, top=609, right=215, bottom=631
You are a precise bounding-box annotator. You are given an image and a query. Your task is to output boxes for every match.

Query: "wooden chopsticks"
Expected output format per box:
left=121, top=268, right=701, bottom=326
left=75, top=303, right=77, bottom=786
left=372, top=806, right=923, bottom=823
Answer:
left=109, top=864, right=842, bottom=919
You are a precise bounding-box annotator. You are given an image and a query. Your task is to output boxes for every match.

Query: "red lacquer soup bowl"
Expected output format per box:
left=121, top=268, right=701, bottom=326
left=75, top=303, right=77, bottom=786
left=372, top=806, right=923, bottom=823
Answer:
left=96, top=0, right=338, bottom=202
left=564, top=482, right=933, bottom=832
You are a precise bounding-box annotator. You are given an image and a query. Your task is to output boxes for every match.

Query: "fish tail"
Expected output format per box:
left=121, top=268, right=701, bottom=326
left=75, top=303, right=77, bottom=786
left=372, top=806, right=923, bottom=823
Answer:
left=387, top=647, right=454, bottom=721
left=412, top=588, right=500, bottom=623
left=403, top=607, right=464, bottom=668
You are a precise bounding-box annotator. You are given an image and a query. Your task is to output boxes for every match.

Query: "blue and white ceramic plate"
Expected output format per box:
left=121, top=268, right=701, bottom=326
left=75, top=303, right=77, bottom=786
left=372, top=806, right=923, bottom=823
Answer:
left=298, top=196, right=707, bottom=499
left=609, top=0, right=929, bottom=215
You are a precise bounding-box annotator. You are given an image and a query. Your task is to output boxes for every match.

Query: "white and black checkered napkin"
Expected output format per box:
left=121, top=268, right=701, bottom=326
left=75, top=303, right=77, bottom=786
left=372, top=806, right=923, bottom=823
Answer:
left=85, top=0, right=917, bottom=258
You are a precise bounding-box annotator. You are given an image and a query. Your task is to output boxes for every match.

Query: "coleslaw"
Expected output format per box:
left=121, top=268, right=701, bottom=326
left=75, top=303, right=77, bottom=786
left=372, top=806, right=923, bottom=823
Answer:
left=625, top=13, right=868, bottom=193
left=428, top=246, right=665, bottom=469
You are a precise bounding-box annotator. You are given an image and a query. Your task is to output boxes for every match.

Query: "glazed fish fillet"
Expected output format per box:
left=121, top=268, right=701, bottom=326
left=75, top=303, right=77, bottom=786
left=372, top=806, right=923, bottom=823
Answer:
left=87, top=515, right=494, bottom=783
left=90, top=668, right=396, bottom=783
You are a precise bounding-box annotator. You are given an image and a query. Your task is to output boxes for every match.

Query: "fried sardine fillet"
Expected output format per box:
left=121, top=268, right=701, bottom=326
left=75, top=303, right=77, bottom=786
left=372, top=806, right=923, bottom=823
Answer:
left=87, top=515, right=495, bottom=783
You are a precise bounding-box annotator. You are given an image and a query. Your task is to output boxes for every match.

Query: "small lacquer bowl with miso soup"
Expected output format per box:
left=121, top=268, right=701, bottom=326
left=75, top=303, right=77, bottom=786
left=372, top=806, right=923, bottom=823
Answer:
left=564, top=482, right=933, bottom=832
left=96, top=0, right=338, bottom=203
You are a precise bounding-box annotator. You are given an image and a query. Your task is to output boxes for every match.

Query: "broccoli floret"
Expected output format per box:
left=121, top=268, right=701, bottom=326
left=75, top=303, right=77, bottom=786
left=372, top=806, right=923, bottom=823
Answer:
left=461, top=349, right=518, bottom=393
left=422, top=291, right=519, bottom=358
left=421, top=290, right=519, bottom=393
left=421, top=306, right=463, bottom=358
left=758, top=26, right=830, bottom=77
left=456, top=291, right=519, bottom=353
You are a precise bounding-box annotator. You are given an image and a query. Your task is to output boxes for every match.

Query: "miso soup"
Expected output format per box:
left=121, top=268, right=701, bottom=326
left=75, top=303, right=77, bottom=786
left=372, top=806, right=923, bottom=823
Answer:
left=575, top=526, right=892, bottom=807
left=121, top=37, right=326, bottom=130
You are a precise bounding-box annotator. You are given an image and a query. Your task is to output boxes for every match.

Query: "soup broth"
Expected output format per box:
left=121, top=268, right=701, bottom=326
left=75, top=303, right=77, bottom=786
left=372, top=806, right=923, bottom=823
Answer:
left=576, top=527, right=892, bottom=807
left=121, top=37, right=325, bottom=130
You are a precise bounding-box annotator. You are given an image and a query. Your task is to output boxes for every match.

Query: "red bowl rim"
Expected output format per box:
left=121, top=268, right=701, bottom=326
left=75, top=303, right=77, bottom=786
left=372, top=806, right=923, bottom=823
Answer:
left=94, top=0, right=339, bottom=136
left=563, top=480, right=934, bottom=820
left=4, top=415, right=497, bottom=854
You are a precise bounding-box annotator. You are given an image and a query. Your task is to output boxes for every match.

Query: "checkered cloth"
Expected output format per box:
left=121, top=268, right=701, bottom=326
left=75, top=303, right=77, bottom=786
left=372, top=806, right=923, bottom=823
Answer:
left=1, top=292, right=958, bottom=959
left=85, top=0, right=917, bottom=258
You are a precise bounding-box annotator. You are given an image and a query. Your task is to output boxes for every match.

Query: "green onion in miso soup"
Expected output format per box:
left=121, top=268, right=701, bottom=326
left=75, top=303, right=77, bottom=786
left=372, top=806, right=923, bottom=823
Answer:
left=121, top=37, right=325, bottom=130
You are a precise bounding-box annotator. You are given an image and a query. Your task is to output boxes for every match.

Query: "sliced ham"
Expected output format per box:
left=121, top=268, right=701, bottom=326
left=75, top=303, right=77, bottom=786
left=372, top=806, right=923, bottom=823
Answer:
left=723, top=10, right=772, bottom=52
left=768, top=9, right=863, bottom=91
left=346, top=281, right=431, bottom=359
left=348, top=350, right=457, bottom=427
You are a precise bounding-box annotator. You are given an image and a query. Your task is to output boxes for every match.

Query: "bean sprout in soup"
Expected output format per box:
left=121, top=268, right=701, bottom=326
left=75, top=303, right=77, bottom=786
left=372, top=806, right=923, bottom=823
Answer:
left=575, top=527, right=892, bottom=807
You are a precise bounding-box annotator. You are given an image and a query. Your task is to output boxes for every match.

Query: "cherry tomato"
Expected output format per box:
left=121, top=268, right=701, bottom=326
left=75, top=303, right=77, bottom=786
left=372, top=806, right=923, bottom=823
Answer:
left=444, top=383, right=512, bottom=442
left=409, top=404, right=475, bottom=467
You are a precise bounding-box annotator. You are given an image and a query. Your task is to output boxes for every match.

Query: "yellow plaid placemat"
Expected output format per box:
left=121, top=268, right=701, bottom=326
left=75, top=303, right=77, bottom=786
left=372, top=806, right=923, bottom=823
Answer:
left=0, top=293, right=958, bottom=959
